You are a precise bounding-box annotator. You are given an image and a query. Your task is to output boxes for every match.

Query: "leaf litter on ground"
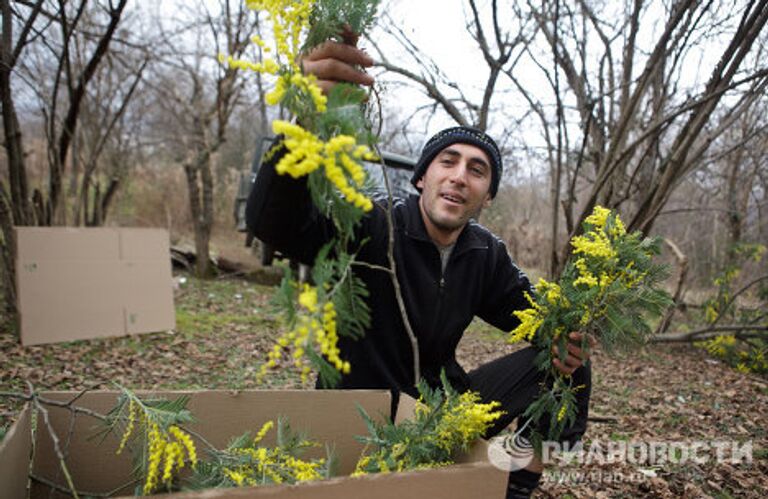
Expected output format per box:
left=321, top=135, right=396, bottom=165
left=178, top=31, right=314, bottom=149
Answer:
left=0, top=272, right=765, bottom=498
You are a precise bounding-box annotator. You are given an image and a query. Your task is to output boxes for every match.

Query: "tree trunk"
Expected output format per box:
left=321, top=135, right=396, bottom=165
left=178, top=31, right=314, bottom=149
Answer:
left=184, top=153, right=215, bottom=278
left=725, top=156, right=743, bottom=268
left=655, top=238, right=688, bottom=335
left=0, top=186, right=17, bottom=320
left=96, top=178, right=121, bottom=226
left=1, top=0, right=30, bottom=322
left=1, top=0, right=31, bottom=224
left=49, top=0, right=128, bottom=225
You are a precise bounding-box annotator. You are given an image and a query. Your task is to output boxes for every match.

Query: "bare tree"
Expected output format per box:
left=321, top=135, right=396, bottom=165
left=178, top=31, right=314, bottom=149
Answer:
left=371, top=0, right=767, bottom=280
left=367, top=0, right=537, bottom=134
left=1, top=0, right=133, bottom=319
left=70, top=48, right=151, bottom=226
left=713, top=110, right=764, bottom=282
left=524, top=0, right=768, bottom=274
left=144, top=0, right=260, bottom=277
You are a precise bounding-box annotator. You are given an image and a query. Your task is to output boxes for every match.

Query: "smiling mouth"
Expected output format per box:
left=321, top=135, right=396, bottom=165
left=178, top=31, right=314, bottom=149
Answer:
left=440, top=193, right=465, bottom=205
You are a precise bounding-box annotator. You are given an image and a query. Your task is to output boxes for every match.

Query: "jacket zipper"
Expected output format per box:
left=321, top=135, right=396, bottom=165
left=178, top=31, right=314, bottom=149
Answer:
left=430, top=254, right=446, bottom=350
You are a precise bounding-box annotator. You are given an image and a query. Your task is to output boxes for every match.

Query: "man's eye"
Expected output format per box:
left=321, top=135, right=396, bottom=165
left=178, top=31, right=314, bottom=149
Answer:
left=470, top=167, right=485, bottom=176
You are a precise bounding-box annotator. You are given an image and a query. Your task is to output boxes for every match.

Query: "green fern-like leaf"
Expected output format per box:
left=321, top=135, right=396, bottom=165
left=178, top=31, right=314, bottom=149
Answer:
left=303, top=0, right=381, bottom=50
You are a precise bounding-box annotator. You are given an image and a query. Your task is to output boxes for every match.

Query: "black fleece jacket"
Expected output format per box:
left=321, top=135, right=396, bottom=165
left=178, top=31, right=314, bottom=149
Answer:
left=246, top=142, right=533, bottom=397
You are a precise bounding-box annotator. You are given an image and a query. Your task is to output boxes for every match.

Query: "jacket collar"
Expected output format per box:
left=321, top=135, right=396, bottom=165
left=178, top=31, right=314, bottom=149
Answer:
left=400, top=195, right=488, bottom=256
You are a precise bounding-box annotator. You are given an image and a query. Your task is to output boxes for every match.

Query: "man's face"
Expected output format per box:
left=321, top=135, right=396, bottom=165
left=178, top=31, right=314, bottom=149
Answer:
left=416, top=143, right=493, bottom=245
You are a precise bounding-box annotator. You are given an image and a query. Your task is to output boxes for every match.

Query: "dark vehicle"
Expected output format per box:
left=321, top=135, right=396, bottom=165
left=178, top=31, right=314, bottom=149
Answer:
left=234, top=136, right=416, bottom=272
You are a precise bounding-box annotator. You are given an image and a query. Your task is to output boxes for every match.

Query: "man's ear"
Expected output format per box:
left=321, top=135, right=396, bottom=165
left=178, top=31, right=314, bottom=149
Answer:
left=416, top=177, right=424, bottom=189
left=483, top=193, right=492, bottom=209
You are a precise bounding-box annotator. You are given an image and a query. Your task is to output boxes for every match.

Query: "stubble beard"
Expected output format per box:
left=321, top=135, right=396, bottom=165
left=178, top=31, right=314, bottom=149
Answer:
left=427, top=201, right=485, bottom=233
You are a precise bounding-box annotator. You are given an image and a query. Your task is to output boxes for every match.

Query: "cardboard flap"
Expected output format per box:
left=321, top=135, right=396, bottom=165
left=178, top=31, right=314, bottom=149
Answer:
left=0, top=405, right=32, bottom=499
left=180, top=390, right=391, bottom=474
left=393, top=393, right=417, bottom=424
left=163, top=461, right=507, bottom=498
left=454, top=439, right=490, bottom=464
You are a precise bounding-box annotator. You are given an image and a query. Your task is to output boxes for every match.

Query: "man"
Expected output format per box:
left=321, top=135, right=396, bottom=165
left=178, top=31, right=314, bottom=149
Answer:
left=247, top=38, right=591, bottom=499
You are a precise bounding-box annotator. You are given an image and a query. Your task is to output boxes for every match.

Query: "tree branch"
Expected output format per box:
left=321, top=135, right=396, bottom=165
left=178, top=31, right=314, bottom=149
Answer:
left=26, top=382, right=80, bottom=499
left=651, top=326, right=767, bottom=343
left=372, top=145, right=421, bottom=384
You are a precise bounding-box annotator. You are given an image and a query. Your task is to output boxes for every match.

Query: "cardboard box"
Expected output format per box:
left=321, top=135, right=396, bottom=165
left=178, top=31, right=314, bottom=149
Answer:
left=0, top=405, right=32, bottom=499
left=0, top=390, right=507, bottom=498
left=15, top=227, right=175, bottom=345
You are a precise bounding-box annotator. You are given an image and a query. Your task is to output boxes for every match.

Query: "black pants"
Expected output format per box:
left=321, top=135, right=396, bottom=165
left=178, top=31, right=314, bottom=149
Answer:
left=468, top=346, right=591, bottom=445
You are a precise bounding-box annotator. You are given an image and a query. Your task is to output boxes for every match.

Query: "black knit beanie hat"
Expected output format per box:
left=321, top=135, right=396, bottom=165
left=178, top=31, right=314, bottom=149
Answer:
left=410, top=126, right=503, bottom=198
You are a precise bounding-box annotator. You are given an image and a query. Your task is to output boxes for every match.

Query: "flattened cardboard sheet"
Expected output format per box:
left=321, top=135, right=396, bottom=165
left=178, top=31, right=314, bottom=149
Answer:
left=15, top=227, right=175, bottom=345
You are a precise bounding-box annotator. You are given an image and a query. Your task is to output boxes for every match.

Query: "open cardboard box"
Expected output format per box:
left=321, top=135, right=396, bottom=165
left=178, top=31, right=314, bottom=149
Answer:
left=0, top=390, right=508, bottom=498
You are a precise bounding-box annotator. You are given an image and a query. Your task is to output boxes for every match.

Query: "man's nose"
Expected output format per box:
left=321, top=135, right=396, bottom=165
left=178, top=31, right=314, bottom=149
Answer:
left=449, top=163, right=469, bottom=184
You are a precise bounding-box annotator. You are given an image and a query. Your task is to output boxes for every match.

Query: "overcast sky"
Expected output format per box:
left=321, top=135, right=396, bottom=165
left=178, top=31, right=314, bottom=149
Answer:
left=366, top=0, right=737, bottom=159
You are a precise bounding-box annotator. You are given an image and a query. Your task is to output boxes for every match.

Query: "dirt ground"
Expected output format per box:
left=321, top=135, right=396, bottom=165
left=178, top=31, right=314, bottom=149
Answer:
left=1, top=272, right=765, bottom=498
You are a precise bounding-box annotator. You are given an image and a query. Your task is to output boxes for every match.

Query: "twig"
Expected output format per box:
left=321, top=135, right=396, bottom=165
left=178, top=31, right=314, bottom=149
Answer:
left=62, top=405, right=78, bottom=475
left=710, top=274, right=768, bottom=328
left=352, top=260, right=391, bottom=273
left=0, top=392, right=107, bottom=422
left=30, top=473, right=139, bottom=498
left=27, top=383, right=80, bottom=499
left=30, top=474, right=107, bottom=498
left=588, top=414, right=619, bottom=423
left=62, top=382, right=106, bottom=407
left=370, top=80, right=384, bottom=142
left=745, top=374, right=768, bottom=386
left=374, top=144, right=421, bottom=384
left=181, top=425, right=219, bottom=454
left=655, top=238, right=688, bottom=335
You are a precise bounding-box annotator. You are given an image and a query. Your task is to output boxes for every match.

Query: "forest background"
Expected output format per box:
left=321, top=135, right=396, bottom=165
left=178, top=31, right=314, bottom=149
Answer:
left=1, top=0, right=767, bottom=497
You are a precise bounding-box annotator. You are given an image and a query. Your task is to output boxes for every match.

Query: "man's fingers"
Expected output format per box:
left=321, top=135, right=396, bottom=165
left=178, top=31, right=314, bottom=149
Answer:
left=552, top=357, right=577, bottom=376
left=552, top=343, right=586, bottom=375
left=566, top=342, right=589, bottom=361
left=303, top=40, right=373, bottom=66
left=304, top=57, right=374, bottom=87
left=552, top=331, right=593, bottom=375
left=568, top=331, right=596, bottom=348
left=299, top=40, right=374, bottom=94
left=551, top=342, right=588, bottom=362
left=565, top=353, right=582, bottom=367
left=555, top=350, right=582, bottom=368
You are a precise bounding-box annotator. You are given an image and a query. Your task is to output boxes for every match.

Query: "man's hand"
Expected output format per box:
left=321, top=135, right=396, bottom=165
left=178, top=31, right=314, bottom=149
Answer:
left=301, top=39, right=374, bottom=94
left=552, top=332, right=595, bottom=376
